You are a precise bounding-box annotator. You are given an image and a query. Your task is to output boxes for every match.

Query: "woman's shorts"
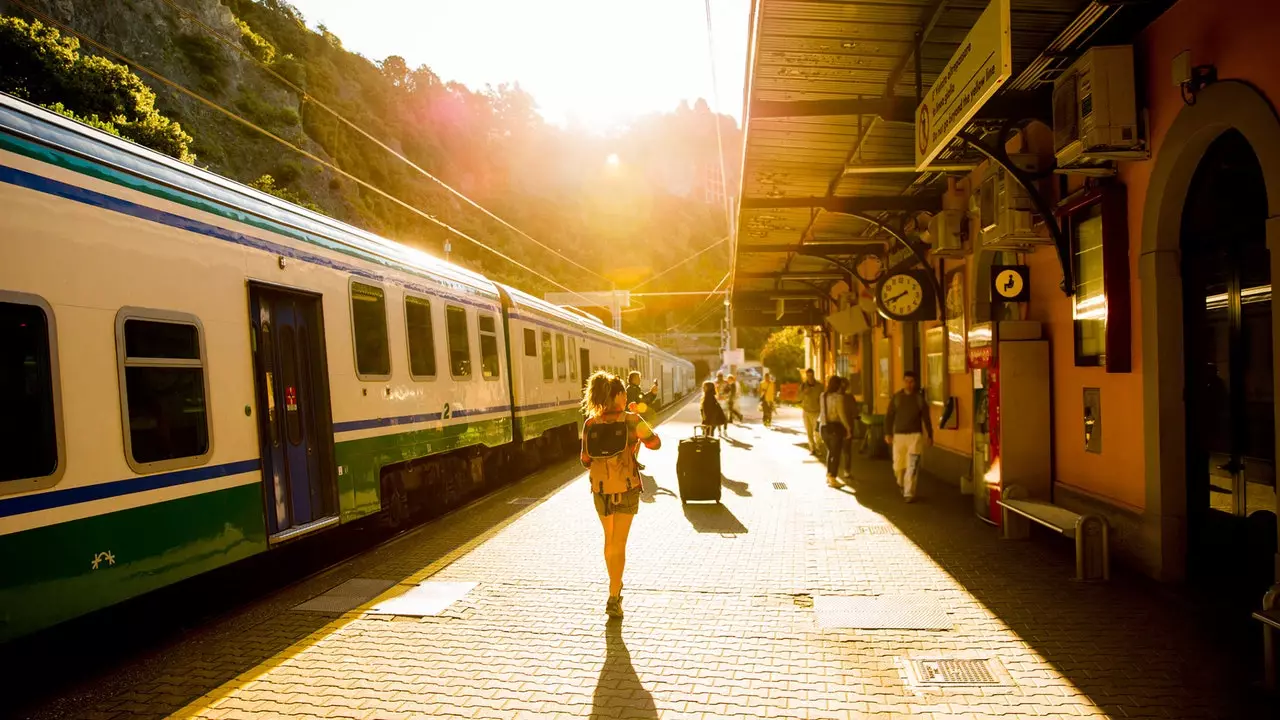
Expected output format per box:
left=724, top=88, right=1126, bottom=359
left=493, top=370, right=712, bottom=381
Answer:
left=594, top=487, right=641, bottom=517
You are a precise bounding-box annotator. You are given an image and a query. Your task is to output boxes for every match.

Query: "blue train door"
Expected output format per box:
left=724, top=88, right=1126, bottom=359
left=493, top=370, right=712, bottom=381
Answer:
left=250, top=284, right=338, bottom=540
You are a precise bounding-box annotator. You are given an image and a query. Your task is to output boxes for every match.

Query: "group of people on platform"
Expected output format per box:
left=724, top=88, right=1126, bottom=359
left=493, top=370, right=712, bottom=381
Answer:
left=798, top=367, right=933, bottom=500
left=579, top=364, right=933, bottom=622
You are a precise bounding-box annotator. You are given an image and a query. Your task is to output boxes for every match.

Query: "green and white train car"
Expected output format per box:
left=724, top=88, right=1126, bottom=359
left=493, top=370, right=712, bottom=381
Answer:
left=0, top=94, right=693, bottom=642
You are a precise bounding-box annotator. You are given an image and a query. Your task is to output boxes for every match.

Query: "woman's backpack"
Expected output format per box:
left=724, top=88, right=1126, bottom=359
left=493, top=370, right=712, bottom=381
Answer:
left=584, top=419, right=628, bottom=458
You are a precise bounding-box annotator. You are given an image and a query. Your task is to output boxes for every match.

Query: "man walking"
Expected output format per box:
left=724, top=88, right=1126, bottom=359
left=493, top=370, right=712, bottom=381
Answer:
left=884, top=370, right=932, bottom=502
left=799, top=368, right=823, bottom=455
left=725, top=375, right=743, bottom=423
left=758, top=372, right=777, bottom=427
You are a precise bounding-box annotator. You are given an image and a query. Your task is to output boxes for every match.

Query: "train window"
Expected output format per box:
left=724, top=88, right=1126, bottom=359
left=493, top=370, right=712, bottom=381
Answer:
left=445, top=305, right=471, bottom=378
left=0, top=295, right=62, bottom=489
left=405, top=296, right=437, bottom=380
left=350, top=281, right=390, bottom=379
left=523, top=328, right=537, bottom=357
left=555, top=334, right=566, bottom=380
left=541, top=331, right=553, bottom=381
left=478, top=313, right=500, bottom=380
left=116, top=309, right=211, bottom=472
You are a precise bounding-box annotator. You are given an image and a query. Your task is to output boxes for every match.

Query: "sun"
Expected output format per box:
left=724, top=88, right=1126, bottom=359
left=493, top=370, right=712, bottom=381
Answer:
left=605, top=153, right=620, bottom=167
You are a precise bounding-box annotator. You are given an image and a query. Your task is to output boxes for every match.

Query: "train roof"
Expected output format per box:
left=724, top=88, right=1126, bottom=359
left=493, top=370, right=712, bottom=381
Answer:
left=498, top=284, right=597, bottom=332
left=0, top=94, right=499, bottom=299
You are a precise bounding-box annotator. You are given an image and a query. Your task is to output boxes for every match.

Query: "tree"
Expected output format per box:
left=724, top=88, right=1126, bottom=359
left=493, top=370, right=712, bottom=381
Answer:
left=0, top=17, right=195, bottom=162
left=760, top=328, right=805, bottom=383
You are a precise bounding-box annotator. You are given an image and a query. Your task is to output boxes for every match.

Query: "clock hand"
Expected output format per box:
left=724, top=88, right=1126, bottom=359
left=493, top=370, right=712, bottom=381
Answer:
left=885, top=291, right=909, bottom=304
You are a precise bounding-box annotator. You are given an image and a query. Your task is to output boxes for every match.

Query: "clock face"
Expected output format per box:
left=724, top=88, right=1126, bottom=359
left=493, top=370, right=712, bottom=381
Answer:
left=879, top=273, right=925, bottom=318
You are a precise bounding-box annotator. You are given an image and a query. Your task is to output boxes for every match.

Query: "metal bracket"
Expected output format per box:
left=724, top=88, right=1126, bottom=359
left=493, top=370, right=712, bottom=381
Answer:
left=957, top=127, right=1075, bottom=295
left=829, top=211, right=946, bottom=319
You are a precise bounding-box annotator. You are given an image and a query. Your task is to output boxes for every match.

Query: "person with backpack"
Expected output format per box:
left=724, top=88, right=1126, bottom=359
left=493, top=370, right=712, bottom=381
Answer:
left=581, top=371, right=661, bottom=619
left=820, top=375, right=854, bottom=488
left=884, top=370, right=933, bottom=502
left=699, top=380, right=729, bottom=437
left=758, top=372, right=777, bottom=427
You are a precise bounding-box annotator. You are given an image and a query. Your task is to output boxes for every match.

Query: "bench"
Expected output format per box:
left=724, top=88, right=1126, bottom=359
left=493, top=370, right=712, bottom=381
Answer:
left=998, top=485, right=1110, bottom=582
left=1253, top=584, right=1280, bottom=690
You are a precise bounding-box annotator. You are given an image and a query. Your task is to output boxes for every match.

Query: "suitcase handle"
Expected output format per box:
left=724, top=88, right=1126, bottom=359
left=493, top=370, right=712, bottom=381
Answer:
left=693, top=425, right=708, bottom=438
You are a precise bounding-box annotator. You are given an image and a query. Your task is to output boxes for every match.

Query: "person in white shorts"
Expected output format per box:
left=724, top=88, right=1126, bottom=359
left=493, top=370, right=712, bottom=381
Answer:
left=883, top=370, right=932, bottom=502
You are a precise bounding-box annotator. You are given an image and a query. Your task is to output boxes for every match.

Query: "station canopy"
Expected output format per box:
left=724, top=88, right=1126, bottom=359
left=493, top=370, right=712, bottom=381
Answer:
left=732, top=0, right=1170, bottom=328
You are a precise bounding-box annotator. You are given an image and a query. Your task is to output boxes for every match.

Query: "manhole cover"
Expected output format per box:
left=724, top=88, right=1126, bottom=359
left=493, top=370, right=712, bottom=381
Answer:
left=773, top=482, right=787, bottom=490
left=293, top=578, right=396, bottom=613
left=813, top=595, right=952, bottom=630
left=903, top=657, right=1007, bottom=687
left=507, top=497, right=538, bottom=505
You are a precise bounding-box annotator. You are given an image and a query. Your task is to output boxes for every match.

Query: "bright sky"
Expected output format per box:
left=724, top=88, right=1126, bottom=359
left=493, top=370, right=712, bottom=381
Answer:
left=289, top=0, right=751, bottom=132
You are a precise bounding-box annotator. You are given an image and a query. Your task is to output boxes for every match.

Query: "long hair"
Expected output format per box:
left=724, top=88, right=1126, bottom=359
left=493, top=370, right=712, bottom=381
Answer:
left=826, top=375, right=843, bottom=394
left=701, top=380, right=717, bottom=403
left=582, top=370, right=625, bottom=417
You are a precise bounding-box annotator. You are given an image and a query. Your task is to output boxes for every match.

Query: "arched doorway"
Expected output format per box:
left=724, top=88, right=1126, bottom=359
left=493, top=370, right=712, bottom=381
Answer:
left=1181, top=130, right=1277, bottom=595
left=1141, top=80, right=1280, bottom=585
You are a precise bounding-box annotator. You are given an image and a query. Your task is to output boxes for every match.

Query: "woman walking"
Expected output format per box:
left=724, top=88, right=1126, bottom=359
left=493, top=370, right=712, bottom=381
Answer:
left=821, top=374, right=853, bottom=488
left=699, top=380, right=729, bottom=437
left=581, top=371, right=661, bottom=619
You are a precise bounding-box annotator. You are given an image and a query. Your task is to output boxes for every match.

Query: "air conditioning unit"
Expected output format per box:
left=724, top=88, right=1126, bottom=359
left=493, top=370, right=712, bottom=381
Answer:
left=1053, top=45, right=1147, bottom=169
left=979, top=154, right=1050, bottom=250
left=927, top=209, right=967, bottom=256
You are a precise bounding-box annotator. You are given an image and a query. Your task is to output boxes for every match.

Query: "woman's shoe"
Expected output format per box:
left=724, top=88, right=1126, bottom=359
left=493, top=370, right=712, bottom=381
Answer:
left=827, top=476, right=842, bottom=488
left=605, top=595, right=624, bottom=618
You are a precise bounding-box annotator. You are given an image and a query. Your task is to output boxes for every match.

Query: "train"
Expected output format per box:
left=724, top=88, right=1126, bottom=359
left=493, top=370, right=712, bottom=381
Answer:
left=0, top=94, right=695, bottom=642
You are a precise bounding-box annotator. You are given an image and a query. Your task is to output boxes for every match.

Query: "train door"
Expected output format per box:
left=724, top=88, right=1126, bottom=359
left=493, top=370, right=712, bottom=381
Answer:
left=249, top=284, right=338, bottom=540
left=580, top=347, right=590, bottom=388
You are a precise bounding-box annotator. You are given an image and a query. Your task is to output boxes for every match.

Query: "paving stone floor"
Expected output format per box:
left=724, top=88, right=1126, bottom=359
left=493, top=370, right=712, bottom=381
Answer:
left=13, top=403, right=1279, bottom=719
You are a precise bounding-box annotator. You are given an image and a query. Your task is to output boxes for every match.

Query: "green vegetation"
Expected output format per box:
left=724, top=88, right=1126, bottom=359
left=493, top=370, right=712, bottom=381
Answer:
left=2, top=0, right=745, bottom=339
left=249, top=174, right=319, bottom=211
left=0, top=16, right=195, bottom=162
left=760, top=328, right=806, bottom=383
left=174, top=32, right=227, bottom=92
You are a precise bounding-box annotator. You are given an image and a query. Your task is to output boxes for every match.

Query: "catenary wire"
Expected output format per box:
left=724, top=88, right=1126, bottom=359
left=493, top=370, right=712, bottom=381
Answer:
left=154, top=0, right=613, bottom=285
left=628, top=235, right=728, bottom=292
left=703, top=0, right=738, bottom=299
left=9, top=0, right=602, bottom=306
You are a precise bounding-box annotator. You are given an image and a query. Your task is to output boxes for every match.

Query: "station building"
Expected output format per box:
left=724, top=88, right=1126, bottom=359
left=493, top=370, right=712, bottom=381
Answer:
left=734, top=0, right=1280, bottom=606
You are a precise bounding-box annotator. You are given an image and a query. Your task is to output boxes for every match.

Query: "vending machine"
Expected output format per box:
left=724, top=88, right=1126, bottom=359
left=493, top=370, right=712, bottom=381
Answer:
left=968, top=321, right=1052, bottom=524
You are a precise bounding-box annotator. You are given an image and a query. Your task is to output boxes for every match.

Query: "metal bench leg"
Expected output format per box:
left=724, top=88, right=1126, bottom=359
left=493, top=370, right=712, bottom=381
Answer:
left=1002, top=507, right=1030, bottom=540
left=1075, top=515, right=1109, bottom=582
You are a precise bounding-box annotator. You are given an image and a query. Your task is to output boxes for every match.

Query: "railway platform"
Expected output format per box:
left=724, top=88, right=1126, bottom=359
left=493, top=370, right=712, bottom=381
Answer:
left=14, top=402, right=1278, bottom=720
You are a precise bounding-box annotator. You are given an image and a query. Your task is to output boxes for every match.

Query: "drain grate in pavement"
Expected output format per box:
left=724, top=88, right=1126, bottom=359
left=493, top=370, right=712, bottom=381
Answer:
left=841, top=525, right=897, bottom=536
left=813, top=595, right=952, bottom=630
left=773, top=482, right=787, bottom=490
left=903, top=657, right=1007, bottom=687
left=293, top=578, right=396, bottom=613
left=507, top=497, right=538, bottom=505
left=367, top=581, right=477, bottom=617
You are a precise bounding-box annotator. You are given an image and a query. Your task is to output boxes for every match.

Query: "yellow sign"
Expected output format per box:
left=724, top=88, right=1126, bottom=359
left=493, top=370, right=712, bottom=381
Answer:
left=914, top=0, right=1012, bottom=169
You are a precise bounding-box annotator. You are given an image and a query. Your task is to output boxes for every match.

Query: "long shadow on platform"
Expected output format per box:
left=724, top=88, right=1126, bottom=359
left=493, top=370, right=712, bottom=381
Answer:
left=721, top=475, right=752, bottom=497
left=682, top=501, right=747, bottom=534
left=847, top=457, right=1279, bottom=720
left=590, top=621, right=657, bottom=720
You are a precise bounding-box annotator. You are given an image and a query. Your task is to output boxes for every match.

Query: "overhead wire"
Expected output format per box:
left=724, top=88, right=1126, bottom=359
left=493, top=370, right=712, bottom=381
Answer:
left=153, top=0, right=613, bottom=286
left=628, top=235, right=728, bottom=292
left=9, top=0, right=602, bottom=306
left=668, top=271, right=730, bottom=332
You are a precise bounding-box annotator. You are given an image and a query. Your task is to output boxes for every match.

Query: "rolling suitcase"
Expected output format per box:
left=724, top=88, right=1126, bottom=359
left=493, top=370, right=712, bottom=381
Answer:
left=677, top=426, right=722, bottom=504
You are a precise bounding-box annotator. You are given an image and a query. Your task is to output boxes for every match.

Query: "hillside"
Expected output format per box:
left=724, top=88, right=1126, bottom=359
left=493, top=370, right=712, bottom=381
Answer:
left=0, top=0, right=741, bottom=334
